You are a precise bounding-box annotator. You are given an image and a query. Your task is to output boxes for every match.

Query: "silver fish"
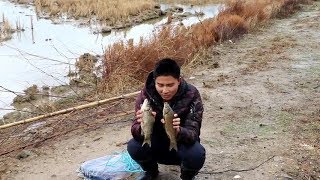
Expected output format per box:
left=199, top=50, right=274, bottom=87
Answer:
left=141, top=99, right=155, bottom=147
left=163, top=102, right=178, bottom=151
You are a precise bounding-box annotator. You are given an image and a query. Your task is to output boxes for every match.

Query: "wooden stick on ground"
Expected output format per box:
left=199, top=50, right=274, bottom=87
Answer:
left=0, top=110, right=135, bottom=156
left=0, top=91, right=140, bottom=130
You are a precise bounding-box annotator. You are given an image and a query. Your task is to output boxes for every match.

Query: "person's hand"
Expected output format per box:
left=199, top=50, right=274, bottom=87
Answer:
left=161, top=114, right=180, bottom=135
left=172, top=114, right=181, bottom=134
left=136, top=110, right=143, bottom=124
left=136, top=110, right=156, bottom=124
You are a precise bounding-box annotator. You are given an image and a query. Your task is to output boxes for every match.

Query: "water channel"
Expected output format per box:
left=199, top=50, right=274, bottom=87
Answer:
left=0, top=0, right=221, bottom=118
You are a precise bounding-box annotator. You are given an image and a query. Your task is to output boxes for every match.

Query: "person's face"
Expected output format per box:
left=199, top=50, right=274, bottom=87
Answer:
left=155, top=75, right=180, bottom=101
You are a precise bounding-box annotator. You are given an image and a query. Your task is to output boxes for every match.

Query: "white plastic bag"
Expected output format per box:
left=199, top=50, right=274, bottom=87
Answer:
left=78, top=151, right=143, bottom=180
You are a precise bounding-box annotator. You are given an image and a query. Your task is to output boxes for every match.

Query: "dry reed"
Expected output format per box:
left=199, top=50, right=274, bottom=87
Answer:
left=158, top=0, right=226, bottom=5
left=34, top=0, right=157, bottom=24
left=0, top=15, right=13, bottom=41
left=101, top=26, right=197, bottom=93
left=99, top=0, right=310, bottom=93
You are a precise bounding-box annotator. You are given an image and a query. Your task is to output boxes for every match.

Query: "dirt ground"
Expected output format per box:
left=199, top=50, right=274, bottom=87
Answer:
left=0, top=1, right=319, bottom=180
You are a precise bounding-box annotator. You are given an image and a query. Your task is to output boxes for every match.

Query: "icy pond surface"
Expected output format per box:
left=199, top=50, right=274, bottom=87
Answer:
left=0, top=0, right=221, bottom=117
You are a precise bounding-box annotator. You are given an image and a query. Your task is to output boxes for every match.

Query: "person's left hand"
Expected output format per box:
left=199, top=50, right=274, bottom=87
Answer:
left=161, top=113, right=180, bottom=135
left=172, top=114, right=181, bottom=135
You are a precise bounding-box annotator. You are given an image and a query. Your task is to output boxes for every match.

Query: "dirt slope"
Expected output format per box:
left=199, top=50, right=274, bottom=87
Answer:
left=1, top=2, right=319, bottom=180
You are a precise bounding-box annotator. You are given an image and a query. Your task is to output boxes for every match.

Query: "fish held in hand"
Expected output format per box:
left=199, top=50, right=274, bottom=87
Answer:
left=141, top=99, right=155, bottom=147
left=163, top=102, right=178, bottom=151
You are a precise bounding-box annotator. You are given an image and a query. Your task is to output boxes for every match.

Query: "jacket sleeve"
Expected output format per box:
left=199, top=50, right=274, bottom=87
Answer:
left=131, top=91, right=145, bottom=141
left=177, top=89, right=203, bottom=145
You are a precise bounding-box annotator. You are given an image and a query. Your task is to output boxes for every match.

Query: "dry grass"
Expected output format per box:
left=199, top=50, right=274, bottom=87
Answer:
left=15, top=0, right=32, bottom=4
left=100, top=0, right=310, bottom=93
left=212, top=14, right=248, bottom=42
left=34, top=0, right=157, bottom=24
left=0, top=15, right=13, bottom=41
left=101, top=26, right=198, bottom=93
left=158, top=0, right=226, bottom=5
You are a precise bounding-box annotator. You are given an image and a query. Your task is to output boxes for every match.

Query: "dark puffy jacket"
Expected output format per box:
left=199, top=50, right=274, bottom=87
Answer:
left=131, top=72, right=204, bottom=145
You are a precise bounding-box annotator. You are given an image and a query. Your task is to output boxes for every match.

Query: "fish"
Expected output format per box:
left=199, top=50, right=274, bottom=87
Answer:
left=163, top=102, right=178, bottom=151
left=140, top=99, right=155, bottom=147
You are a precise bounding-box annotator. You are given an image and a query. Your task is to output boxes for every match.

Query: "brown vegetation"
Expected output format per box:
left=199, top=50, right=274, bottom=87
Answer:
left=101, top=0, right=310, bottom=92
left=0, top=15, right=13, bottom=41
left=102, top=26, right=198, bottom=93
left=33, top=0, right=158, bottom=24
left=159, top=0, right=226, bottom=5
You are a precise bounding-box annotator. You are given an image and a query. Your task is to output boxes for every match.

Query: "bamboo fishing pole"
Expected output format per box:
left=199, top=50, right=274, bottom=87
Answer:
left=0, top=91, right=140, bottom=130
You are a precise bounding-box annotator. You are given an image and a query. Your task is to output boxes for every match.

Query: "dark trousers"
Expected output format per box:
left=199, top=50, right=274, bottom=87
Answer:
left=127, top=138, right=206, bottom=172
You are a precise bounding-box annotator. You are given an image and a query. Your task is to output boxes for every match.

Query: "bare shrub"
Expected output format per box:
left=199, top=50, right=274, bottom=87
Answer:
left=101, top=26, right=201, bottom=93
left=212, top=14, right=248, bottom=42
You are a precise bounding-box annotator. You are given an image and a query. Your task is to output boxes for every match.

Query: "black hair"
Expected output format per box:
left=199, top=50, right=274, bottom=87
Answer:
left=153, top=58, right=180, bottom=79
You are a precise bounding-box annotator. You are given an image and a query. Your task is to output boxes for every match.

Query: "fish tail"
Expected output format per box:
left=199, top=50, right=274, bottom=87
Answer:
left=169, top=142, right=178, bottom=151
left=142, top=139, right=151, bottom=147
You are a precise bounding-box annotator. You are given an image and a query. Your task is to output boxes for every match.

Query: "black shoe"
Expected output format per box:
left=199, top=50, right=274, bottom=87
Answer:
left=138, top=170, right=159, bottom=180
left=137, top=160, right=159, bottom=180
left=180, top=169, right=198, bottom=180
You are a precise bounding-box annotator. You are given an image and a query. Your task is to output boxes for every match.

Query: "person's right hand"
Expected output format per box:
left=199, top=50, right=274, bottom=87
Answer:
left=136, top=110, right=143, bottom=124
left=136, top=110, right=156, bottom=124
